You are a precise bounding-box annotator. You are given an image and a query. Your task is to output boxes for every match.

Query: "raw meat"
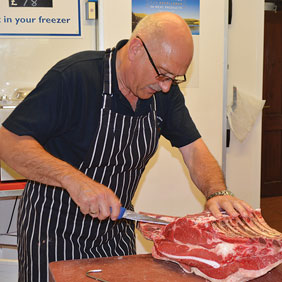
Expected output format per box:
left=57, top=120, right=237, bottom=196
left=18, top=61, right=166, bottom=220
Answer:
left=138, top=209, right=282, bottom=282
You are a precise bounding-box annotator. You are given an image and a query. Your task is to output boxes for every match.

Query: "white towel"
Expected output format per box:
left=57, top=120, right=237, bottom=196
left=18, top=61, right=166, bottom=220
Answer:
left=227, top=89, right=265, bottom=142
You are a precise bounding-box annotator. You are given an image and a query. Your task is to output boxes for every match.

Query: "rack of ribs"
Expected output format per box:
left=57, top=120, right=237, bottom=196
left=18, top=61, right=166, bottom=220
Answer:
left=138, top=209, right=282, bottom=282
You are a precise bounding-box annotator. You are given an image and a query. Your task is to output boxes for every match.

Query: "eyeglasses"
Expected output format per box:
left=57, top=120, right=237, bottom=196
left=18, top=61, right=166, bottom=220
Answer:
left=136, top=36, right=186, bottom=85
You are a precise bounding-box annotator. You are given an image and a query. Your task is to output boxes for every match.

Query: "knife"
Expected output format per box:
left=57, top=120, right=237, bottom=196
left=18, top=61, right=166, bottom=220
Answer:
left=117, top=207, right=170, bottom=225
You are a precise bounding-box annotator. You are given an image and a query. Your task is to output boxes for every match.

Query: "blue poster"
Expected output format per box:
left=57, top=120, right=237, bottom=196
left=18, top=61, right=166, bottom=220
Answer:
left=132, top=0, right=200, bottom=35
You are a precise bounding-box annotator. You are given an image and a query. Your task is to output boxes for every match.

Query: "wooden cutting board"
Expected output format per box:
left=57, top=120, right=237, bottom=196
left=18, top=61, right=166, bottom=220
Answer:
left=49, top=254, right=204, bottom=282
left=49, top=254, right=282, bottom=282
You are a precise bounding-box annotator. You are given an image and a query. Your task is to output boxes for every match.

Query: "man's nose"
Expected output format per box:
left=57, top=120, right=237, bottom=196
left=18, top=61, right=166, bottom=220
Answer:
left=158, top=79, right=173, bottom=93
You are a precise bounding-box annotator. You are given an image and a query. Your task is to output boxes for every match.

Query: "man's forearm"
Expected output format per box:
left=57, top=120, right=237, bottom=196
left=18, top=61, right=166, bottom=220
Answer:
left=0, top=126, right=82, bottom=188
left=179, top=138, right=226, bottom=199
left=180, top=138, right=253, bottom=218
left=0, top=126, right=121, bottom=220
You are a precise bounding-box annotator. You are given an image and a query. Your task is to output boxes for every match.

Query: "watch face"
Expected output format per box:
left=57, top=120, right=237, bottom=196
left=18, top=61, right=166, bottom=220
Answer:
left=9, top=0, right=53, bottom=7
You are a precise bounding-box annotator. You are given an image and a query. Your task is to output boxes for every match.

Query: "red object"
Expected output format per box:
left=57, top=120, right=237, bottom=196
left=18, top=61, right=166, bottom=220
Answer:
left=138, top=210, right=282, bottom=282
left=0, top=181, right=26, bottom=191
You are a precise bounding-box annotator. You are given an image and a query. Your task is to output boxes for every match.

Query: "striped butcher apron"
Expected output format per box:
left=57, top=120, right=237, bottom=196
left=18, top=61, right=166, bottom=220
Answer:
left=17, top=48, right=159, bottom=282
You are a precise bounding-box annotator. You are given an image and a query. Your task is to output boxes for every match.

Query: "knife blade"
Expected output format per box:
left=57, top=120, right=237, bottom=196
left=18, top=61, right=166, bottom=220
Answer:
left=117, top=207, right=170, bottom=225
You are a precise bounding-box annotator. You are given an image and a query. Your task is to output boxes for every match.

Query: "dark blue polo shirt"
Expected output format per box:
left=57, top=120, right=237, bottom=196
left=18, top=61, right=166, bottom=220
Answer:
left=3, top=40, right=200, bottom=168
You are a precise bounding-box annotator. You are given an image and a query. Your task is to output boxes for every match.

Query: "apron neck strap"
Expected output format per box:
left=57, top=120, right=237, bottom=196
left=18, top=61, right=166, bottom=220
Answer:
left=102, top=47, right=157, bottom=114
left=102, top=48, right=114, bottom=96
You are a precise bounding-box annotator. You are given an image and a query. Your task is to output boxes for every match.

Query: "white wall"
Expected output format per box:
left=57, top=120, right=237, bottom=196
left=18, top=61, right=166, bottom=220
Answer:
left=225, top=0, right=264, bottom=209
left=97, top=0, right=132, bottom=50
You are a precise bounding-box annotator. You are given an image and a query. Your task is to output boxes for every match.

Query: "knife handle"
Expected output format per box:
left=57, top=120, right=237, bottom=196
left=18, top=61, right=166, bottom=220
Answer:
left=118, top=207, right=126, bottom=219
left=110, top=207, right=126, bottom=219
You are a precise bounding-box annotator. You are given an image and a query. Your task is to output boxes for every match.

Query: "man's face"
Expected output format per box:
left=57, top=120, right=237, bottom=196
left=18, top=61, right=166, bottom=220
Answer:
left=129, top=37, right=191, bottom=100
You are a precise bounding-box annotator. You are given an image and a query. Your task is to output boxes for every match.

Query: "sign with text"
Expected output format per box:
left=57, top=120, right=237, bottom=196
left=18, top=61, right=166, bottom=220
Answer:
left=9, top=0, right=53, bottom=7
left=1, top=0, right=81, bottom=37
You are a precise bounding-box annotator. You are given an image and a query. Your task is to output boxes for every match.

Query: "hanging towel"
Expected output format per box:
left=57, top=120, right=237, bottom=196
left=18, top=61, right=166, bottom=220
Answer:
left=227, top=88, right=265, bottom=142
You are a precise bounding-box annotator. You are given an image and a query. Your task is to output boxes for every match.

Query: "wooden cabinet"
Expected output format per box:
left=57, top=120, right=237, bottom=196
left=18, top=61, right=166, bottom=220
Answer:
left=261, top=11, right=282, bottom=197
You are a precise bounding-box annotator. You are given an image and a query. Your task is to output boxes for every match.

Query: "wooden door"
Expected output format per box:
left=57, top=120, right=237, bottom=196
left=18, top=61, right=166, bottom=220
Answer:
left=261, top=10, right=282, bottom=197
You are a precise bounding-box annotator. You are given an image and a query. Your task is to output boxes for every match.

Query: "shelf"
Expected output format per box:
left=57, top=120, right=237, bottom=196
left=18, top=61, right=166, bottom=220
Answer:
left=0, top=182, right=25, bottom=198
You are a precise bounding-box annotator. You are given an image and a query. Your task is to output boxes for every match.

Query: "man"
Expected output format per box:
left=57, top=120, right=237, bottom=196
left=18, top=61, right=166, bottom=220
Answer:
left=0, top=12, right=252, bottom=281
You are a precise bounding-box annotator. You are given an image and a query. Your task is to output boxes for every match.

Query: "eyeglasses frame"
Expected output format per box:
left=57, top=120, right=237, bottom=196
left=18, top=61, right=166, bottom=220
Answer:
left=136, top=35, right=186, bottom=85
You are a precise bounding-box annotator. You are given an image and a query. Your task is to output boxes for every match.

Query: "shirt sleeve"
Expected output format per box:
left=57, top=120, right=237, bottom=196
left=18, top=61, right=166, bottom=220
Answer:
left=158, top=86, right=201, bottom=148
left=3, top=69, right=72, bottom=145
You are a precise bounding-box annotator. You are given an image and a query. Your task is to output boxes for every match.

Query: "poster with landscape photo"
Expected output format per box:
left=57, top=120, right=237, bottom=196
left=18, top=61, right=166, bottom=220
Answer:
left=132, top=0, right=200, bottom=35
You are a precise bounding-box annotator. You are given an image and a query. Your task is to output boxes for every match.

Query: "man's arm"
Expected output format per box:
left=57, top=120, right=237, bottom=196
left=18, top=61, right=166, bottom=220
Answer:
left=179, top=138, right=253, bottom=218
left=0, top=126, right=121, bottom=220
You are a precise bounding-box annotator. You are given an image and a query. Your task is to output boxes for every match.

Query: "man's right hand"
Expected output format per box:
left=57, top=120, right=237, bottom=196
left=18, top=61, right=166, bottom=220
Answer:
left=62, top=172, right=121, bottom=221
left=0, top=126, right=121, bottom=221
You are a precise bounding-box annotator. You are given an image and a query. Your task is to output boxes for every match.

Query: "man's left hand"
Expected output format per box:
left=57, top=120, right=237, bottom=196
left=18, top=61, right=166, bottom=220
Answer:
left=205, top=195, right=254, bottom=218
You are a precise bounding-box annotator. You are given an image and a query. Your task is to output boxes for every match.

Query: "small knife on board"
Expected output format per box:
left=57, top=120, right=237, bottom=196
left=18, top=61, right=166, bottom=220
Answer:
left=117, top=207, right=170, bottom=225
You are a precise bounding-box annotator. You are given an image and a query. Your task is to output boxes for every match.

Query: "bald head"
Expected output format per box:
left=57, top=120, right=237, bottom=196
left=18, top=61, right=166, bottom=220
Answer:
left=132, top=12, right=191, bottom=40
left=131, top=12, right=194, bottom=73
left=115, top=12, right=194, bottom=104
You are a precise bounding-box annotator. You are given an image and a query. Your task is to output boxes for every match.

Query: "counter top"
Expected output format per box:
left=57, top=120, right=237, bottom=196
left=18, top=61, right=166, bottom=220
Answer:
left=49, top=254, right=282, bottom=282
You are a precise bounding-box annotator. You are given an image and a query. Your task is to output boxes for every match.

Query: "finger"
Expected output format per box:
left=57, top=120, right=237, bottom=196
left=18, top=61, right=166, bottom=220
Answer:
left=97, top=202, right=111, bottom=220
left=88, top=204, right=100, bottom=217
left=206, top=196, right=239, bottom=218
left=218, top=198, right=241, bottom=218
left=232, top=202, right=248, bottom=217
left=80, top=203, right=93, bottom=215
left=89, top=210, right=99, bottom=218
left=77, top=190, right=99, bottom=215
left=96, top=193, right=115, bottom=220
left=207, top=204, right=223, bottom=219
left=233, top=200, right=255, bottom=217
left=218, top=196, right=254, bottom=218
left=109, top=201, right=122, bottom=221
left=99, top=189, right=121, bottom=220
left=241, top=201, right=254, bottom=213
left=205, top=200, right=226, bottom=219
left=97, top=196, right=121, bottom=221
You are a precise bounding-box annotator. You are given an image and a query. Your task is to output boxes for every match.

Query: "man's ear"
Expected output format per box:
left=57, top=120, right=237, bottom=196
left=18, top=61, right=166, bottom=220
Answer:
left=128, top=37, right=142, bottom=62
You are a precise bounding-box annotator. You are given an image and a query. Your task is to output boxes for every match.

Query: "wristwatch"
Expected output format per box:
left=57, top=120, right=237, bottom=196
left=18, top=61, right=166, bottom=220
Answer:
left=207, top=190, right=234, bottom=201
